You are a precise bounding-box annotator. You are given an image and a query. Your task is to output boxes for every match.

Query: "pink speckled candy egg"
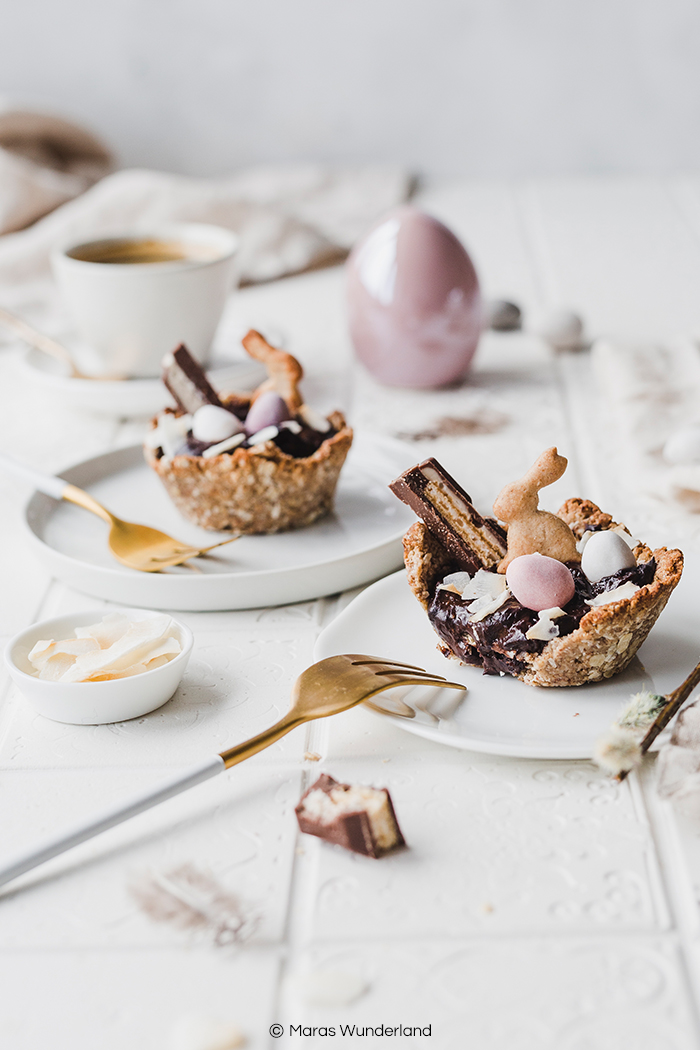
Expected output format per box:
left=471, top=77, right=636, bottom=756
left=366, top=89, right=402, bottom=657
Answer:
left=346, top=206, right=482, bottom=388
left=506, top=553, right=575, bottom=612
left=244, top=391, right=289, bottom=435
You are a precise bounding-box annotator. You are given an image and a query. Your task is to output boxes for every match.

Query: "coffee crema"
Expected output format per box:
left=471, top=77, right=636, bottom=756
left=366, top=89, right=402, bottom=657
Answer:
left=66, top=238, right=221, bottom=265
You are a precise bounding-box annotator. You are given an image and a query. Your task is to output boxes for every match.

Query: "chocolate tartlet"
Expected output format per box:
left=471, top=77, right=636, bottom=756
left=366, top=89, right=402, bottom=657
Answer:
left=391, top=455, right=683, bottom=688
left=145, top=333, right=353, bottom=533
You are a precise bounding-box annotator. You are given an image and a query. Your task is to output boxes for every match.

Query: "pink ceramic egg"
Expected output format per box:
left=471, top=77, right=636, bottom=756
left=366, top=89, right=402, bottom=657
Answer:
left=244, top=391, right=289, bottom=435
left=346, top=206, right=482, bottom=388
left=506, top=553, right=575, bottom=612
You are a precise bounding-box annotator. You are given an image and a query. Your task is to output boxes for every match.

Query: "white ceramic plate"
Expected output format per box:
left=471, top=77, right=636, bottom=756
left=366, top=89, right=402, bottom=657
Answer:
left=24, top=435, right=416, bottom=611
left=17, top=348, right=266, bottom=418
left=314, top=567, right=699, bottom=758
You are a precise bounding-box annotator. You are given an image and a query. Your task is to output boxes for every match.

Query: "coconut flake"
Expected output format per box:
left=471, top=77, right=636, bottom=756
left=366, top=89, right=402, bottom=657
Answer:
left=611, top=524, right=640, bottom=548
left=146, top=413, right=193, bottom=459
left=29, top=614, right=181, bottom=682
left=246, top=425, right=279, bottom=446
left=468, top=589, right=510, bottom=622
left=526, top=606, right=566, bottom=641
left=586, top=581, right=640, bottom=608
left=437, top=571, right=472, bottom=596
left=298, top=404, right=331, bottom=433
left=202, top=432, right=245, bottom=458
left=462, top=569, right=507, bottom=601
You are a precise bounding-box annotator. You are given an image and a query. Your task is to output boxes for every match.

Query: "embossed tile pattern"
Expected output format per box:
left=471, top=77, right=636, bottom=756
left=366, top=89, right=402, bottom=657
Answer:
left=284, top=939, right=697, bottom=1050
left=303, top=756, right=667, bottom=937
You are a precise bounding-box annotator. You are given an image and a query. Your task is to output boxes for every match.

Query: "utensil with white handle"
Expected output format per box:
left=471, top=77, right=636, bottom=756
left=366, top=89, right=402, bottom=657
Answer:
left=0, top=655, right=464, bottom=889
left=0, top=452, right=238, bottom=571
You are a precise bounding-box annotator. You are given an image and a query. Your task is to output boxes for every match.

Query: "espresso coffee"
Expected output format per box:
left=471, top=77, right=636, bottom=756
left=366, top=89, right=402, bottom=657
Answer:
left=67, top=238, right=221, bottom=265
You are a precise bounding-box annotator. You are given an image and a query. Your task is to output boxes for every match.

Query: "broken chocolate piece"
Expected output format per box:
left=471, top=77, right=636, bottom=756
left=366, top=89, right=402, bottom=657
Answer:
left=162, top=344, right=225, bottom=414
left=295, top=774, right=405, bottom=858
left=390, top=458, right=507, bottom=574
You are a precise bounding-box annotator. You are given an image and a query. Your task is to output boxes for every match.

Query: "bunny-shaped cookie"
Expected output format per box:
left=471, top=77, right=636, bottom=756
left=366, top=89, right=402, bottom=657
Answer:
left=492, top=447, right=580, bottom=571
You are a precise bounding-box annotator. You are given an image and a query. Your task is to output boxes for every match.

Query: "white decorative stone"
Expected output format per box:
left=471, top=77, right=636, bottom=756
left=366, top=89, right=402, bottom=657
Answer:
left=535, top=309, right=585, bottom=350
left=168, top=1014, right=245, bottom=1050
left=192, top=405, right=242, bottom=443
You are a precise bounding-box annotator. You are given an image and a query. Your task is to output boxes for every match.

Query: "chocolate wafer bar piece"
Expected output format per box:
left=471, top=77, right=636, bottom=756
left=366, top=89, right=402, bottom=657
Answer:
left=162, top=343, right=224, bottom=414
left=390, top=458, right=507, bottom=573
left=295, top=774, right=405, bottom=858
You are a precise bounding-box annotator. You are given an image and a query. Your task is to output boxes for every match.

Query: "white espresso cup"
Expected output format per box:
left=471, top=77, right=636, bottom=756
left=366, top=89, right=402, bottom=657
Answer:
left=51, top=223, right=239, bottom=378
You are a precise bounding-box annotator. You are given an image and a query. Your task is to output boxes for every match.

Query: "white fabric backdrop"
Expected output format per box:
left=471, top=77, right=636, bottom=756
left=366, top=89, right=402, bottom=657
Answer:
left=3, top=0, right=698, bottom=179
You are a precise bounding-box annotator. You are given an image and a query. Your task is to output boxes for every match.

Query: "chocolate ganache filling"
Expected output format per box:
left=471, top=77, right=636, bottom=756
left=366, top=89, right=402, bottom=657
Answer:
left=163, top=420, right=336, bottom=461
left=429, top=558, right=656, bottom=676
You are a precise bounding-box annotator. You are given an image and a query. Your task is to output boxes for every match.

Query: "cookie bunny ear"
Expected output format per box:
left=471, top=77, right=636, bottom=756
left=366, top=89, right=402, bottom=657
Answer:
left=522, top=447, right=568, bottom=491
left=242, top=329, right=304, bottom=412
left=492, top=448, right=568, bottom=523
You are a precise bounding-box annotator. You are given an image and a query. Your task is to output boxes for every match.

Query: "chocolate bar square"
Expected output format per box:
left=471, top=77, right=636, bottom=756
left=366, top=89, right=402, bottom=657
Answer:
left=390, top=458, right=507, bottom=573
left=295, top=774, right=405, bottom=858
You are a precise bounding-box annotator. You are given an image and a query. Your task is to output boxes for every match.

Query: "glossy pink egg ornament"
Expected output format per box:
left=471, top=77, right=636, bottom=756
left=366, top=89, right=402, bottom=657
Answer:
left=346, top=206, right=482, bottom=388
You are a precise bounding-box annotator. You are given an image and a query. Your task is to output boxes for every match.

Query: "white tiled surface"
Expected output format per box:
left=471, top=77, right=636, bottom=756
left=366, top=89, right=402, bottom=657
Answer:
left=4, top=178, right=700, bottom=1047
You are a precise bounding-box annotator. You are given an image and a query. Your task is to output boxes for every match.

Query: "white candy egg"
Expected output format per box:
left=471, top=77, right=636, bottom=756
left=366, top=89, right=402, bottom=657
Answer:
left=663, top=424, right=700, bottom=465
left=535, top=309, right=585, bottom=350
left=192, top=405, right=242, bottom=443
left=581, top=530, right=636, bottom=583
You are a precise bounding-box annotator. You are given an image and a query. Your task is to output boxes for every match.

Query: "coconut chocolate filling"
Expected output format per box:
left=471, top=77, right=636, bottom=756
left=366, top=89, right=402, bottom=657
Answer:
left=429, top=558, right=656, bottom=676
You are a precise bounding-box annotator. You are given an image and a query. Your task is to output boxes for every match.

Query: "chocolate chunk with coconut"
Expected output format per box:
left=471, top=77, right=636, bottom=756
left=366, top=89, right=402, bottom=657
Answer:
left=295, top=774, right=405, bottom=858
left=390, top=458, right=507, bottom=574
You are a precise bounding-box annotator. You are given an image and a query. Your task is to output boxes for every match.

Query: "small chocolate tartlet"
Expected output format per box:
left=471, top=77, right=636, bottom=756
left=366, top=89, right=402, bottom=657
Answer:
left=296, top=774, right=405, bottom=858
left=145, top=334, right=353, bottom=534
left=392, top=456, right=683, bottom=688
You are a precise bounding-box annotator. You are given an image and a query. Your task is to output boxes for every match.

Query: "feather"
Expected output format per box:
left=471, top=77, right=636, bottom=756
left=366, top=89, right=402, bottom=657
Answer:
left=129, top=863, right=258, bottom=948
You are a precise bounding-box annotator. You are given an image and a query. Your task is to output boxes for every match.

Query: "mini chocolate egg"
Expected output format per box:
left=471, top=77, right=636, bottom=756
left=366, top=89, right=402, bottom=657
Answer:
left=486, top=299, right=522, bottom=331
left=663, top=424, right=700, bottom=465
left=191, top=404, right=242, bottom=443
left=244, top=391, right=289, bottom=435
left=535, top=309, right=585, bottom=351
left=506, top=553, right=575, bottom=612
left=581, top=530, right=636, bottom=583
left=346, top=206, right=482, bottom=388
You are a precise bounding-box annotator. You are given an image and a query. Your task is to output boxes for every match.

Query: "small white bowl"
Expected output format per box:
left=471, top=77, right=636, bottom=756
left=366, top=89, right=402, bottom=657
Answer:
left=4, top=608, right=194, bottom=725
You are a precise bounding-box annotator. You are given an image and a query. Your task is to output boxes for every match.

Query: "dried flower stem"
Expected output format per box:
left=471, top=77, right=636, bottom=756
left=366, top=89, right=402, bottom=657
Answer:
left=617, top=657, right=700, bottom=782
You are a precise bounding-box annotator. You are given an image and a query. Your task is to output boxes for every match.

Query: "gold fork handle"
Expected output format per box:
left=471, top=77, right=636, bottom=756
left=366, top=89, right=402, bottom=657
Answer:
left=63, top=483, right=115, bottom=526
left=219, top=714, right=304, bottom=769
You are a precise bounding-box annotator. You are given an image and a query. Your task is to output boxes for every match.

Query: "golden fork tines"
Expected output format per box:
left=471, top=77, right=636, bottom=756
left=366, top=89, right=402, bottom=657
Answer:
left=63, top=483, right=239, bottom=571
left=219, top=654, right=466, bottom=768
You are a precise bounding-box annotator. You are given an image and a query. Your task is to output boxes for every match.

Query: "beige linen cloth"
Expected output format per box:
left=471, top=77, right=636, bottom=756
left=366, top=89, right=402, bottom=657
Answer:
left=0, top=112, right=410, bottom=332
left=0, top=108, right=113, bottom=235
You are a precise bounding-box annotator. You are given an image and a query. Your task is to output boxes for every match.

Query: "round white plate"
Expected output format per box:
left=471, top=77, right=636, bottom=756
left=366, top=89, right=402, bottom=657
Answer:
left=24, top=435, right=416, bottom=611
left=17, top=348, right=266, bottom=418
left=314, top=568, right=698, bottom=758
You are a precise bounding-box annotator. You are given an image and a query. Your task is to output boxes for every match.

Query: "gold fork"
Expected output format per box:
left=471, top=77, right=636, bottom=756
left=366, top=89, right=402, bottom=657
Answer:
left=1, top=453, right=238, bottom=571
left=0, top=655, right=465, bottom=889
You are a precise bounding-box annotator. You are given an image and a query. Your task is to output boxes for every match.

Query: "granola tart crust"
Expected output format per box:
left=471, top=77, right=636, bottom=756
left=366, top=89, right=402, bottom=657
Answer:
left=403, top=502, right=683, bottom=688
left=145, top=407, right=353, bottom=534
